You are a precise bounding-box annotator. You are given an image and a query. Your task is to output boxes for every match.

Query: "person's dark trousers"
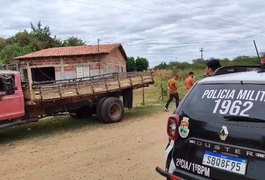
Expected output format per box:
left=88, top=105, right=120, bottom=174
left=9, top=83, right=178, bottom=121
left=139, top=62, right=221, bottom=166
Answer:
left=165, top=93, right=179, bottom=109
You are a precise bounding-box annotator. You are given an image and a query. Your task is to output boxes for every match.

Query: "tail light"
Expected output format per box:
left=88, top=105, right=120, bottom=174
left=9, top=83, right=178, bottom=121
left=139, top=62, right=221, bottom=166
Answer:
left=167, top=114, right=180, bottom=141
left=170, top=176, right=182, bottom=180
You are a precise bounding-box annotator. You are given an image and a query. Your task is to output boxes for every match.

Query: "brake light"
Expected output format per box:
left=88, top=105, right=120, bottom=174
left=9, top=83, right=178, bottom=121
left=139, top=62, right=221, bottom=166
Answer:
left=170, top=175, right=182, bottom=180
left=167, top=114, right=180, bottom=141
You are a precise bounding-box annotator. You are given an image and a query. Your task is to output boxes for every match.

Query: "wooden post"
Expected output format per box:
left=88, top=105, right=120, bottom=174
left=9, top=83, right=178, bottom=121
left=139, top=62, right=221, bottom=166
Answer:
left=58, top=84, right=62, bottom=98
left=105, top=79, right=109, bottom=91
left=40, top=86, right=43, bottom=101
left=75, top=80, right=80, bottom=95
left=26, top=62, right=34, bottom=101
left=118, top=75, right=121, bottom=89
left=151, top=71, right=154, bottom=82
left=140, top=74, right=145, bottom=105
left=160, top=72, right=164, bottom=101
left=129, top=76, right=133, bottom=86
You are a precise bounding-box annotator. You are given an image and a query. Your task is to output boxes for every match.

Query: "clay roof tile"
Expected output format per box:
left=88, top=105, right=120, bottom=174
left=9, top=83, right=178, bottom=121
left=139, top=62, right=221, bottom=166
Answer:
left=15, top=43, right=123, bottom=60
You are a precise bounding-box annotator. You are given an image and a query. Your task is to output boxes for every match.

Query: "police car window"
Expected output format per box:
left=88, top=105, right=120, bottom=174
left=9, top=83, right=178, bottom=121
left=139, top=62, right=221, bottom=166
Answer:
left=181, top=84, right=265, bottom=121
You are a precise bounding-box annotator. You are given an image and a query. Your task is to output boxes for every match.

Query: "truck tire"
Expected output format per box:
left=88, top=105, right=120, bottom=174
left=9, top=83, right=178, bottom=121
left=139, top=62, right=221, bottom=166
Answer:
left=99, top=97, right=124, bottom=123
left=96, top=97, right=108, bottom=121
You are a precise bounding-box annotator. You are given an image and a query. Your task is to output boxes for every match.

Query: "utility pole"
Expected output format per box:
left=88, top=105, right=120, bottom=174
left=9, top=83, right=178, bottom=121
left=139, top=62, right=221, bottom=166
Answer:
left=97, top=39, right=101, bottom=52
left=200, top=47, right=204, bottom=60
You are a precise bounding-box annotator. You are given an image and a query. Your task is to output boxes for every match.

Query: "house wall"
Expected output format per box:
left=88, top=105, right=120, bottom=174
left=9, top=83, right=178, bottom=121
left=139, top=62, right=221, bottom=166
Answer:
left=22, top=47, right=127, bottom=82
left=101, top=48, right=127, bottom=74
left=24, top=55, right=102, bottom=80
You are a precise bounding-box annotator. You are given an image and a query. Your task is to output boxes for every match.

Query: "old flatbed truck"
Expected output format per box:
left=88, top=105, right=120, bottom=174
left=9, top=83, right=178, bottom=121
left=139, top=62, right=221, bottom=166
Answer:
left=0, top=68, right=154, bottom=129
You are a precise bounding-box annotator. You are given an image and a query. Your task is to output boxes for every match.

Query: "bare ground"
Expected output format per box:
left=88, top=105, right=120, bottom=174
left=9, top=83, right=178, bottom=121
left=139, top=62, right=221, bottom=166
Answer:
left=0, top=111, right=172, bottom=180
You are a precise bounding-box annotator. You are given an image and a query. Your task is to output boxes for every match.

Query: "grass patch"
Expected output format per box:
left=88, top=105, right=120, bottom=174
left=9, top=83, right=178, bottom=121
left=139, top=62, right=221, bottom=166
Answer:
left=0, top=115, right=101, bottom=144
left=125, top=102, right=165, bottom=119
left=133, top=85, right=161, bottom=106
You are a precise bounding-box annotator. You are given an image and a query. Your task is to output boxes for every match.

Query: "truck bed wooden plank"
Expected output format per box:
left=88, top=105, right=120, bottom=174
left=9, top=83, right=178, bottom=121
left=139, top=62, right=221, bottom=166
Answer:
left=27, top=72, right=154, bottom=102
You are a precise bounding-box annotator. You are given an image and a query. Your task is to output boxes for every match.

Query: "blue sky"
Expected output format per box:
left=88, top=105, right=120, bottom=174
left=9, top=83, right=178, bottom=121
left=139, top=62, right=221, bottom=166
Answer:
left=1, top=0, right=265, bottom=67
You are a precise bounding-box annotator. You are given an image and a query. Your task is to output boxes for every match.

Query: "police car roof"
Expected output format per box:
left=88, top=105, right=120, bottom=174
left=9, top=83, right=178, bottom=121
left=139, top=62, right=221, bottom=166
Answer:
left=199, top=71, right=265, bottom=84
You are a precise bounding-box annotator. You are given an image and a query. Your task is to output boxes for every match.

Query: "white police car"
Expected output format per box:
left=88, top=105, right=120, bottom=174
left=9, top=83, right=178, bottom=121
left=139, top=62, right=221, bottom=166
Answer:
left=156, top=66, right=265, bottom=180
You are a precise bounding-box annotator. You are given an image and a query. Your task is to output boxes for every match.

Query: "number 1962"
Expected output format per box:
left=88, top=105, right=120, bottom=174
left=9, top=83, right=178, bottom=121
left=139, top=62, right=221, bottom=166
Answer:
left=213, top=100, right=253, bottom=117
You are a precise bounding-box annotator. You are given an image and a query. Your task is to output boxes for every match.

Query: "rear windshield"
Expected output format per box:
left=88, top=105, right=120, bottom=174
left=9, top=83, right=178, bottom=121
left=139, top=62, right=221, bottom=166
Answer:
left=180, top=83, right=265, bottom=121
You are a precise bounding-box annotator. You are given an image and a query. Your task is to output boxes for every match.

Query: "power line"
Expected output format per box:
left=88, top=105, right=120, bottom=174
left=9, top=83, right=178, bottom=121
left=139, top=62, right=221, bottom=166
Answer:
left=68, top=0, right=265, bottom=56
left=153, top=0, right=264, bottom=30
left=121, top=30, right=265, bottom=47
left=68, top=0, right=244, bottom=28
left=69, top=0, right=136, bottom=11
left=70, top=0, right=265, bottom=41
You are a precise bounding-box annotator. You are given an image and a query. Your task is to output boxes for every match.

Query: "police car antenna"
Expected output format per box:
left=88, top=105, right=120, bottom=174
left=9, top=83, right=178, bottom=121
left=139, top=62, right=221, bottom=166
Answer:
left=253, top=40, right=265, bottom=72
left=253, top=40, right=261, bottom=61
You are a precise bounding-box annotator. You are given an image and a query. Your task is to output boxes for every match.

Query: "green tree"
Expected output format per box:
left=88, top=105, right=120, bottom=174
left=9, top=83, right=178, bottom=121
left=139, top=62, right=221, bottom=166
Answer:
left=154, top=61, right=168, bottom=70
left=135, top=57, right=149, bottom=71
left=0, top=37, right=8, bottom=49
left=126, top=57, right=136, bottom=72
left=30, top=21, right=62, bottom=50
left=0, top=44, right=23, bottom=64
left=0, top=21, right=89, bottom=63
left=14, top=31, right=31, bottom=46
left=231, top=56, right=259, bottom=66
left=63, top=37, right=86, bottom=46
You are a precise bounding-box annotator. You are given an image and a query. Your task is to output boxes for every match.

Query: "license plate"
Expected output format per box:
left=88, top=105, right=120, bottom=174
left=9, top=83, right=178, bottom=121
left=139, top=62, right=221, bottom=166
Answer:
left=202, top=151, right=247, bottom=175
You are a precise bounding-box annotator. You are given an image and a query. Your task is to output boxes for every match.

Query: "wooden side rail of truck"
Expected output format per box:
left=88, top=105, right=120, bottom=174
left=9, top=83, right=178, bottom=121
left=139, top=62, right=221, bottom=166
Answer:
left=0, top=70, right=154, bottom=129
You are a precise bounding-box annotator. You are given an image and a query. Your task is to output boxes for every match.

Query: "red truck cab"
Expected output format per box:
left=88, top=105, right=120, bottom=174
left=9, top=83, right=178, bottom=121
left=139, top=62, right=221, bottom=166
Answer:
left=0, top=71, right=25, bottom=121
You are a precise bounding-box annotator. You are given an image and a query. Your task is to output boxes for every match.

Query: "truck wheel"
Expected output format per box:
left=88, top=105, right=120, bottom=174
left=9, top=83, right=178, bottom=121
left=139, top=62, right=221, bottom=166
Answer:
left=100, top=97, right=124, bottom=123
left=96, top=97, right=108, bottom=121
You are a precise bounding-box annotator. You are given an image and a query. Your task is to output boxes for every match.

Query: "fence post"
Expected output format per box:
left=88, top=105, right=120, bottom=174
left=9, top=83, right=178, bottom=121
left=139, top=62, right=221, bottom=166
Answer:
left=160, top=72, right=164, bottom=101
left=140, top=73, right=145, bottom=105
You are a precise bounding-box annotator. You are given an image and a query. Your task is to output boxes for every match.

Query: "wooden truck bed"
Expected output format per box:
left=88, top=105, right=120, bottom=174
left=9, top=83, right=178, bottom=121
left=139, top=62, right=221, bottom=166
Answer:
left=23, top=72, right=154, bottom=102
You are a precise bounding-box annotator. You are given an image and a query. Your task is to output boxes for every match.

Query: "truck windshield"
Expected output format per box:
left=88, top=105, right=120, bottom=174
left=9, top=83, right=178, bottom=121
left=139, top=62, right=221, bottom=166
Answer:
left=181, top=83, right=265, bottom=122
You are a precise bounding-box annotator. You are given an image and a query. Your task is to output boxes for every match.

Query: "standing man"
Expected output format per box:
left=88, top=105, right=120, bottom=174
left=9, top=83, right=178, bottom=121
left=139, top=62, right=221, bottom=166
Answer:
left=164, top=75, right=179, bottom=112
left=185, top=71, right=195, bottom=92
left=205, top=59, right=221, bottom=76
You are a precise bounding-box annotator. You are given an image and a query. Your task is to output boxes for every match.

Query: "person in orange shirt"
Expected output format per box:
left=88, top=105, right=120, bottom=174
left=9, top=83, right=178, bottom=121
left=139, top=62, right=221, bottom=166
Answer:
left=164, top=75, right=179, bottom=112
left=185, top=71, right=195, bottom=92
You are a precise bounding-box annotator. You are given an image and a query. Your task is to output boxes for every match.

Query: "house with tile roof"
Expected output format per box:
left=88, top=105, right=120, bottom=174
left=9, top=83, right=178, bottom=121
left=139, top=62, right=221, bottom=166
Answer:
left=15, top=43, right=127, bottom=82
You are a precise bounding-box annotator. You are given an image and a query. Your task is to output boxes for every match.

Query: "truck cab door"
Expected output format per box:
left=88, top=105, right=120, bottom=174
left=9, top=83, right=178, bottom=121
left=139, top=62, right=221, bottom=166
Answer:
left=0, top=74, right=25, bottom=121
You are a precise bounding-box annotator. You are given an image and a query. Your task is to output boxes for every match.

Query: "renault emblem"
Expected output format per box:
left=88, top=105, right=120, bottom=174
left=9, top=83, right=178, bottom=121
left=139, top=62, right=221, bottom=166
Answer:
left=219, top=126, right=228, bottom=141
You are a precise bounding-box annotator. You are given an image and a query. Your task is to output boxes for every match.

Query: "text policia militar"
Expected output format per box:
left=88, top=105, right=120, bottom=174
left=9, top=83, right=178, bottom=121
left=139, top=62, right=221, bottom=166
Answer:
left=202, top=89, right=265, bottom=102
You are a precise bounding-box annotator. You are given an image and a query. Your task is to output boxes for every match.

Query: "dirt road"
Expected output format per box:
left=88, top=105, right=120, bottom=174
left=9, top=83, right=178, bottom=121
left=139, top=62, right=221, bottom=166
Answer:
left=0, top=111, right=171, bottom=180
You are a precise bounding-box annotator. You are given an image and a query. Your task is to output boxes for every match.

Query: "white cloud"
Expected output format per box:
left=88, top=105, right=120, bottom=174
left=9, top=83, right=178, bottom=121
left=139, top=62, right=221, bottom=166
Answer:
left=1, top=0, right=265, bottom=67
